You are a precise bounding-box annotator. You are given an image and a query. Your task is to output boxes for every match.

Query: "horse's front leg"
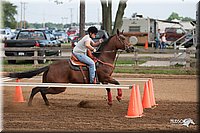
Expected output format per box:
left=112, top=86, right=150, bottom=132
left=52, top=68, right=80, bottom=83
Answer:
left=104, top=77, right=122, bottom=105
left=106, top=88, right=112, bottom=106
left=108, top=78, right=122, bottom=102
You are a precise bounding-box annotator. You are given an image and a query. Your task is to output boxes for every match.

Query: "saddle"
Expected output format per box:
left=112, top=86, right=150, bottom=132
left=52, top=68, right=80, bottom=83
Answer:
left=69, top=50, right=99, bottom=83
left=70, top=50, right=98, bottom=68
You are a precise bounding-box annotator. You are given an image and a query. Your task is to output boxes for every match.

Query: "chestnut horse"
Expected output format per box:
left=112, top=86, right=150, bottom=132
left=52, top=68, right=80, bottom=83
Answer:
left=8, top=30, right=134, bottom=106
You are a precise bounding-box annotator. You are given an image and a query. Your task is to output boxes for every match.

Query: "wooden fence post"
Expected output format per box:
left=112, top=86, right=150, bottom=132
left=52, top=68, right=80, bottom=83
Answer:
left=34, top=48, right=38, bottom=65
left=134, top=50, right=138, bottom=66
left=186, top=48, right=190, bottom=68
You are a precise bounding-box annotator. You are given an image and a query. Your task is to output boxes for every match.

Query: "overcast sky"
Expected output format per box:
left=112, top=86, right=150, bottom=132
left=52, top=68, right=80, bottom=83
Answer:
left=5, top=0, right=200, bottom=24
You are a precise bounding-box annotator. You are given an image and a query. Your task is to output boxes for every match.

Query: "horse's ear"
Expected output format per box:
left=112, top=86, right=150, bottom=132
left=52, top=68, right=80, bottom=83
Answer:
left=122, top=29, right=124, bottom=34
left=117, top=29, right=120, bottom=35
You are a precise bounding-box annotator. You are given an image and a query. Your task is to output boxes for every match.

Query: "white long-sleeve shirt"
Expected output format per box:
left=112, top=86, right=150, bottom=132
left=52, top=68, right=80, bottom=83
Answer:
left=73, top=35, right=94, bottom=54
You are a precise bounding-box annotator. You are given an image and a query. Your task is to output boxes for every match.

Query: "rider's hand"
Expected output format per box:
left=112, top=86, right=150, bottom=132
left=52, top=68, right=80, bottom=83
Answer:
left=93, top=49, right=97, bottom=52
left=99, top=39, right=103, bottom=43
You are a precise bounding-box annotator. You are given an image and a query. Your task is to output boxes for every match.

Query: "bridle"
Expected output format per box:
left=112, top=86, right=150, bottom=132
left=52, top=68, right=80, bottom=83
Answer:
left=94, top=33, right=130, bottom=54
left=96, top=33, right=130, bottom=69
left=115, top=34, right=130, bottom=51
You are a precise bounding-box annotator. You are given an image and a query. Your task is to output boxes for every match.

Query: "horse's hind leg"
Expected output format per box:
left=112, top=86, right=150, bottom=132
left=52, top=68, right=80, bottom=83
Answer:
left=28, top=87, right=48, bottom=106
left=116, top=88, right=122, bottom=102
left=40, top=87, right=66, bottom=106
left=40, top=88, right=50, bottom=106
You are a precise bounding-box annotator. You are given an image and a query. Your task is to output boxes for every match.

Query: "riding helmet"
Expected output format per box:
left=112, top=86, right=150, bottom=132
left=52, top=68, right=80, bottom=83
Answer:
left=87, top=26, right=98, bottom=34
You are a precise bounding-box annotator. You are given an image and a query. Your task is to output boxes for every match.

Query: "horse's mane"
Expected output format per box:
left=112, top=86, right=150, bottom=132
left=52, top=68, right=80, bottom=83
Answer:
left=93, top=35, right=114, bottom=57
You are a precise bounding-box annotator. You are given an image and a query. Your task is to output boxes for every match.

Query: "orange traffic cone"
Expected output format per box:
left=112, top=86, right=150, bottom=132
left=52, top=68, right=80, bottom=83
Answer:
left=148, top=79, right=158, bottom=107
left=142, top=81, right=151, bottom=108
left=13, top=79, right=25, bottom=102
left=125, top=84, right=140, bottom=118
left=136, top=85, right=144, bottom=117
left=144, top=40, right=148, bottom=49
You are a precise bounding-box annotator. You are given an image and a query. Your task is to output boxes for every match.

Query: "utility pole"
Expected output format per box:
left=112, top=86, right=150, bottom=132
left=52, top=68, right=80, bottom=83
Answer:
left=61, top=17, right=68, bottom=30
left=79, top=0, right=85, bottom=37
left=23, top=2, right=27, bottom=29
left=43, top=11, right=46, bottom=29
left=20, top=2, right=23, bottom=29
left=20, top=2, right=27, bottom=29
left=69, top=8, right=73, bottom=27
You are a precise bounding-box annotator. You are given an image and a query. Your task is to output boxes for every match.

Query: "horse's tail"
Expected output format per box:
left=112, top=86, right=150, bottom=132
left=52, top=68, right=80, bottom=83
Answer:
left=8, top=66, right=49, bottom=79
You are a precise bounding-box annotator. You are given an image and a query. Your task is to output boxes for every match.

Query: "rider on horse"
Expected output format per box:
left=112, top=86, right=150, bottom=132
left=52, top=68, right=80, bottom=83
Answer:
left=72, top=26, right=103, bottom=84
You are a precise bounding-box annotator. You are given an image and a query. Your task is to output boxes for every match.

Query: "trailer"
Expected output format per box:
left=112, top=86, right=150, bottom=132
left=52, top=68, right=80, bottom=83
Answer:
left=121, top=16, right=183, bottom=46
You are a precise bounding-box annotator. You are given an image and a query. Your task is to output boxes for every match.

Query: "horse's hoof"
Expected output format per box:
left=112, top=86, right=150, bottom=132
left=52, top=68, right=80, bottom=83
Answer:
left=28, top=102, right=32, bottom=107
left=116, top=96, right=122, bottom=102
left=107, top=101, right=112, bottom=106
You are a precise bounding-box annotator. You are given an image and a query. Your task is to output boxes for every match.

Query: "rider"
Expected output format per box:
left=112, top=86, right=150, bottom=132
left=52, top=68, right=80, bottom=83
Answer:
left=72, top=26, right=103, bottom=84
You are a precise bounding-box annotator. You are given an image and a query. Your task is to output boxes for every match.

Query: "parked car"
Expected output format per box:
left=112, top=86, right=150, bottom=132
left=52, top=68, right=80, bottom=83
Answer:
left=4, top=29, right=61, bottom=64
left=53, top=31, right=68, bottom=43
left=0, top=28, right=15, bottom=41
left=71, top=30, right=109, bottom=48
left=67, top=29, right=78, bottom=36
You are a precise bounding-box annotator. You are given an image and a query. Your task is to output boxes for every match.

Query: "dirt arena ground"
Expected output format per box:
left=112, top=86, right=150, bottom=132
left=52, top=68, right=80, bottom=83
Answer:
left=2, top=73, right=199, bottom=132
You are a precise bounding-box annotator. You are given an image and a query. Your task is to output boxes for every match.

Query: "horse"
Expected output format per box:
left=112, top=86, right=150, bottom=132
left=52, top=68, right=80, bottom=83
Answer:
left=182, top=118, right=195, bottom=127
left=8, top=29, right=134, bottom=106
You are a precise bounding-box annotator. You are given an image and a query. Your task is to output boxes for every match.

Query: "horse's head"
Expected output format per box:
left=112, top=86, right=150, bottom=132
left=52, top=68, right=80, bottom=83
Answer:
left=114, top=29, right=135, bottom=53
left=182, top=118, right=195, bottom=127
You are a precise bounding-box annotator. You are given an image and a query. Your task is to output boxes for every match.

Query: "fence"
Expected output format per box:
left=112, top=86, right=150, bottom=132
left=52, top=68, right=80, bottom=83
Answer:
left=2, top=47, right=196, bottom=67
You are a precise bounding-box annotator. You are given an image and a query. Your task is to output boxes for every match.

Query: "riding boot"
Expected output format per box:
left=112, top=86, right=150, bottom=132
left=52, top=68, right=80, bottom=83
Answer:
left=90, top=71, right=100, bottom=84
left=93, top=77, right=100, bottom=84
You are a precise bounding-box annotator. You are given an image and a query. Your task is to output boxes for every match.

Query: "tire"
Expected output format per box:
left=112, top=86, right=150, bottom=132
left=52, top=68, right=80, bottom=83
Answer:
left=57, top=50, right=62, bottom=56
left=38, top=59, right=46, bottom=64
left=8, top=60, right=16, bottom=64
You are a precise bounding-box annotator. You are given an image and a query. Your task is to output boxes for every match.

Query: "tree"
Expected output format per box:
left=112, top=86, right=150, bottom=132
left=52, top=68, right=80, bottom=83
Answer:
left=2, top=1, right=17, bottom=28
left=167, top=12, right=194, bottom=22
left=100, top=0, right=112, bottom=35
left=112, top=0, right=127, bottom=35
left=167, top=12, right=182, bottom=21
left=100, top=0, right=128, bottom=35
left=181, top=17, right=195, bottom=22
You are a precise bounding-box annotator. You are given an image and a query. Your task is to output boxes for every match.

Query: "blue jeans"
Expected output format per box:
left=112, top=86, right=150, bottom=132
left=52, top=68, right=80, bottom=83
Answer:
left=161, top=42, right=166, bottom=49
left=73, top=53, right=96, bottom=83
left=155, top=40, right=160, bottom=49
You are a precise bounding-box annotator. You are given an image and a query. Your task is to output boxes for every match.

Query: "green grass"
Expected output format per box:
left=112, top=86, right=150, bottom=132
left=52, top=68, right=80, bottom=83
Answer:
left=2, top=60, right=50, bottom=72
left=114, top=67, right=196, bottom=75
left=116, top=58, right=146, bottom=65
left=2, top=59, right=196, bottom=75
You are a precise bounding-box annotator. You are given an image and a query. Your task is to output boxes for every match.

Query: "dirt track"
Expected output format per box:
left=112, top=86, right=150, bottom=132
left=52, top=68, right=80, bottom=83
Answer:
left=2, top=74, right=198, bottom=132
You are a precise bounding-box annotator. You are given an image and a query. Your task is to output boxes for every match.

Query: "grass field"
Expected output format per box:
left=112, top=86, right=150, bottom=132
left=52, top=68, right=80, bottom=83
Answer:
left=2, top=59, right=196, bottom=75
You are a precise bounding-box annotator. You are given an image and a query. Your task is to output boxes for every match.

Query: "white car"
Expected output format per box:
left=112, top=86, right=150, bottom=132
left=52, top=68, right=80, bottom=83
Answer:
left=0, top=28, right=14, bottom=41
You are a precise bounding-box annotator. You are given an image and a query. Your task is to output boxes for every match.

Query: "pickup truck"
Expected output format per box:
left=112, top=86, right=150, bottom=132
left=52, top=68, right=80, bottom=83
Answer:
left=4, top=29, right=61, bottom=64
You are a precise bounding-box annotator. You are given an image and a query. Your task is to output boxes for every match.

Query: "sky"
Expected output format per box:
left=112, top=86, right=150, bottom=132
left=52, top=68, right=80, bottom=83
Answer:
left=3, top=0, right=200, bottom=24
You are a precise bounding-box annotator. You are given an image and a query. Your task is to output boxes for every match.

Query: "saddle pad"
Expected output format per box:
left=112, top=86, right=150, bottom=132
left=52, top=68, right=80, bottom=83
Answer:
left=70, top=55, right=87, bottom=66
left=68, top=59, right=88, bottom=71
